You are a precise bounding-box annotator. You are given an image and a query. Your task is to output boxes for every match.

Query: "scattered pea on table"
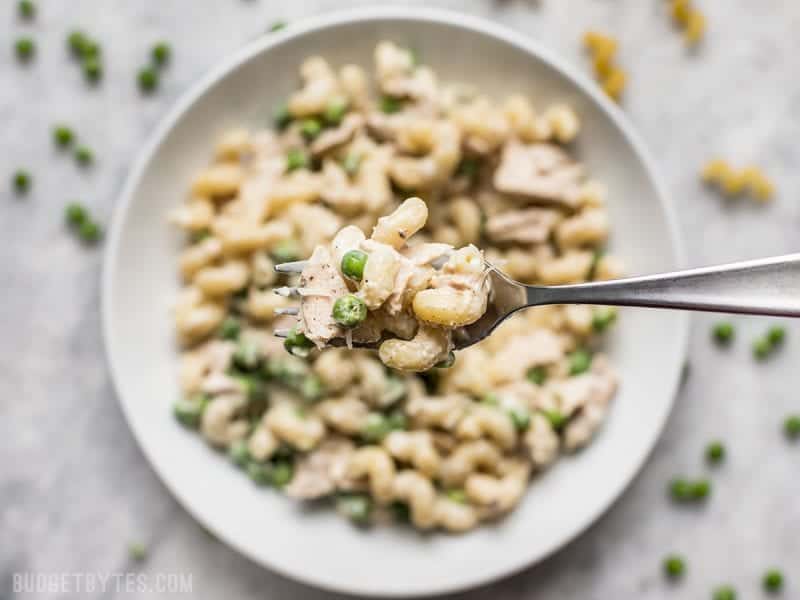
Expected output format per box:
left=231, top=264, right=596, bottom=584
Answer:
left=138, top=66, right=159, bottom=92
left=712, top=321, right=734, bottom=344
left=15, top=37, right=35, bottom=61
left=75, top=145, right=94, bottom=166
left=53, top=125, right=75, bottom=147
left=64, top=202, right=88, bottom=226
left=128, top=542, right=147, bottom=562
left=12, top=170, right=31, bottom=194
left=705, top=441, right=725, bottom=464
left=663, top=554, right=685, bottom=579
left=18, top=0, right=35, bottom=19
left=762, top=569, right=784, bottom=593
left=783, top=415, right=800, bottom=439
left=712, top=585, right=736, bottom=600
left=151, top=42, right=171, bottom=67
left=83, top=57, right=102, bottom=82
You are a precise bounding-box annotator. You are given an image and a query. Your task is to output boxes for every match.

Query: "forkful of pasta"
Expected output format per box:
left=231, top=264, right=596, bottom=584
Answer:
left=274, top=196, right=800, bottom=372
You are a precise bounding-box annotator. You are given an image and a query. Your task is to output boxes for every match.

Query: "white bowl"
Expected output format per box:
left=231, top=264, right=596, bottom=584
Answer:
left=102, top=7, right=688, bottom=597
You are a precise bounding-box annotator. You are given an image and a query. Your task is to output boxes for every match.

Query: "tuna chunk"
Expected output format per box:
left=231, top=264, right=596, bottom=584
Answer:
left=298, top=246, right=349, bottom=347
left=485, top=207, right=563, bottom=244
left=488, top=330, right=565, bottom=383
left=285, top=437, right=358, bottom=500
left=494, top=141, right=585, bottom=208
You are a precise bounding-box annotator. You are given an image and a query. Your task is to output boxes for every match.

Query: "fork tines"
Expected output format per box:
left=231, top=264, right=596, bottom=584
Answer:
left=274, top=286, right=301, bottom=297
left=274, top=260, right=308, bottom=274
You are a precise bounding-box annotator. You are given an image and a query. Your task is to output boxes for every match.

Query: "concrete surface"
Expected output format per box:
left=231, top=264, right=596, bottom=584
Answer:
left=2, top=1, right=799, bottom=598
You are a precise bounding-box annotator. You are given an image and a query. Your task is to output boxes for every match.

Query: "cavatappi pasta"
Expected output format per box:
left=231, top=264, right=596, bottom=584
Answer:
left=169, top=41, right=622, bottom=532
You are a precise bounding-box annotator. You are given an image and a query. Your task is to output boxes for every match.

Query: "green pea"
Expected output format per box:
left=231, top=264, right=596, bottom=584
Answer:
left=271, top=239, right=301, bottom=264
left=233, top=374, right=265, bottom=402
left=273, top=103, right=292, bottom=130
left=386, top=410, right=407, bottom=431
left=481, top=393, right=499, bottom=407
left=270, top=459, right=293, bottom=487
left=324, top=99, right=349, bottom=126
left=18, top=0, right=35, bottom=19
left=341, top=250, right=367, bottom=281
left=15, top=37, right=35, bottom=61
left=783, top=415, right=800, bottom=439
left=361, top=413, right=391, bottom=443
left=380, top=96, right=403, bottom=114
left=82, top=40, right=101, bottom=60
left=228, top=439, right=250, bottom=467
left=568, top=348, right=592, bottom=375
left=390, top=501, right=410, bottom=523
left=541, top=409, right=566, bottom=431
left=434, top=351, right=456, bottom=369
left=753, top=337, right=771, bottom=360
left=173, top=395, right=207, bottom=428
left=763, top=569, right=783, bottom=593
left=269, top=21, right=287, bottom=33
left=13, top=170, right=31, bottom=194
left=663, top=554, right=685, bottom=578
left=767, top=325, right=786, bottom=346
left=380, top=376, right=407, bottom=407
left=690, top=479, right=711, bottom=499
left=128, top=542, right=147, bottom=562
left=509, top=407, right=531, bottom=431
left=190, top=229, right=211, bottom=243
left=592, top=307, right=617, bottom=332
left=526, top=365, right=547, bottom=385
left=332, top=294, right=367, bottom=328
left=75, top=145, right=93, bottom=166
left=712, top=585, right=736, bottom=600
left=300, top=375, right=324, bottom=402
left=456, top=157, right=480, bottom=179
left=712, top=322, right=734, bottom=344
left=246, top=461, right=271, bottom=486
left=286, top=148, right=309, bottom=172
left=218, top=316, right=241, bottom=341
left=336, top=493, right=372, bottom=524
left=79, top=220, right=102, bottom=244
left=65, top=202, right=88, bottom=227
left=83, top=57, right=102, bottom=82
left=233, top=340, right=262, bottom=371
left=300, top=118, right=322, bottom=140
left=342, top=153, right=361, bottom=176
left=705, top=441, right=725, bottom=464
left=151, top=42, right=171, bottom=67
left=446, top=489, right=468, bottom=504
left=53, top=125, right=75, bottom=147
left=68, top=30, right=88, bottom=56
left=138, top=66, right=158, bottom=92
left=668, top=477, right=692, bottom=501
left=283, top=327, right=315, bottom=358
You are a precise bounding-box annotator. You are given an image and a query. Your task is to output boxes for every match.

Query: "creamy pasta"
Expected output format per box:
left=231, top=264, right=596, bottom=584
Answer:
left=169, top=41, right=623, bottom=532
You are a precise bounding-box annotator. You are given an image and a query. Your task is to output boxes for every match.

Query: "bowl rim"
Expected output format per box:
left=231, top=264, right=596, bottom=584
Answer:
left=101, top=6, right=688, bottom=597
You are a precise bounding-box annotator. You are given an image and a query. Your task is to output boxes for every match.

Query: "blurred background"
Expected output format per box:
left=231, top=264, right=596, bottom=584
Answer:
left=3, top=1, right=799, bottom=598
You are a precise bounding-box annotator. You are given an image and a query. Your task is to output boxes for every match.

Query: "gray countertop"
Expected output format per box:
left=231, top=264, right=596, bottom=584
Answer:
left=3, top=1, right=800, bottom=598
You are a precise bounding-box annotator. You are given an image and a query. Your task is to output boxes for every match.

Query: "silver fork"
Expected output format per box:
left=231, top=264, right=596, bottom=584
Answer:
left=273, top=253, right=800, bottom=350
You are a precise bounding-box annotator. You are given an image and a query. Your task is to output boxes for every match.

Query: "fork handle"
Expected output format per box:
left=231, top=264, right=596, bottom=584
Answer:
left=530, top=253, right=800, bottom=317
